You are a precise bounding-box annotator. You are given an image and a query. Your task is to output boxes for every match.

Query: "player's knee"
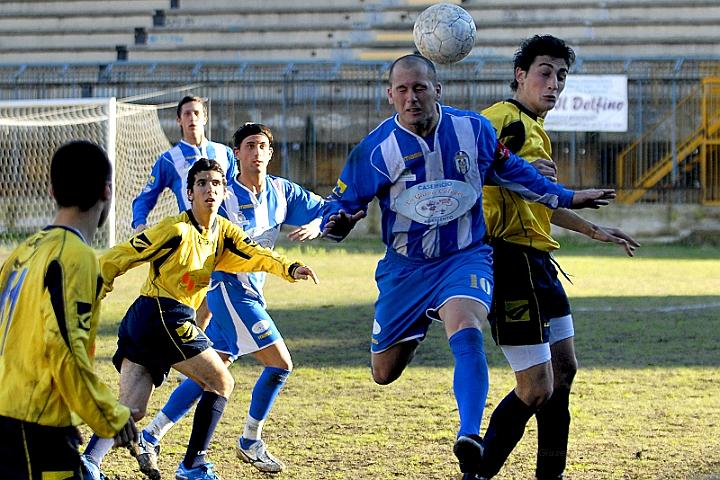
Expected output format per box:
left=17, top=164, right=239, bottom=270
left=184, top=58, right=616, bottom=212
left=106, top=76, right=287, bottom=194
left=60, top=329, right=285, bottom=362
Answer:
left=517, top=383, right=553, bottom=409
left=556, top=357, right=578, bottom=389
left=371, top=365, right=401, bottom=385
left=131, top=408, right=147, bottom=422
left=207, top=369, right=234, bottom=397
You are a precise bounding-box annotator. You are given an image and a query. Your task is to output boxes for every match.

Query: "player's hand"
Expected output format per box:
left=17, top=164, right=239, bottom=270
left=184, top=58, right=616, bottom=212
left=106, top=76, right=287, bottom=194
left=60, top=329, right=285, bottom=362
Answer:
left=570, top=189, right=615, bottom=209
left=134, top=224, right=147, bottom=235
left=590, top=225, right=641, bottom=257
left=287, top=220, right=321, bottom=242
left=292, top=265, right=319, bottom=284
left=532, top=158, right=558, bottom=183
left=113, top=416, right=138, bottom=448
left=322, top=210, right=366, bottom=241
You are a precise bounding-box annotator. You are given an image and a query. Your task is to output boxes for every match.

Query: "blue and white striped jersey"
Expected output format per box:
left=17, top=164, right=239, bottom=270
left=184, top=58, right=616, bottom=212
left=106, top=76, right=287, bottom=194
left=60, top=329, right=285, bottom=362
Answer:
left=322, top=105, right=574, bottom=260
left=131, top=139, right=237, bottom=228
left=213, top=175, right=324, bottom=303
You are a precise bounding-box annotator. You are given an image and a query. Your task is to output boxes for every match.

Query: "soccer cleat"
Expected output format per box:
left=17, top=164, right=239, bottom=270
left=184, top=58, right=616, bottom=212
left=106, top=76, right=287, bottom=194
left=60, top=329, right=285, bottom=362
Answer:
left=175, top=461, right=222, bottom=480
left=80, top=454, right=108, bottom=480
left=453, top=434, right=484, bottom=474
left=134, top=434, right=161, bottom=480
left=236, top=438, right=286, bottom=473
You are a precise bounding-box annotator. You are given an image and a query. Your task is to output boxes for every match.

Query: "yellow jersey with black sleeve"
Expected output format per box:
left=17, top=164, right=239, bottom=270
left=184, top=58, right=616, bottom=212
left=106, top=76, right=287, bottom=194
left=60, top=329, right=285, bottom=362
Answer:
left=481, top=99, right=560, bottom=252
left=100, top=210, right=299, bottom=310
left=0, top=226, right=130, bottom=438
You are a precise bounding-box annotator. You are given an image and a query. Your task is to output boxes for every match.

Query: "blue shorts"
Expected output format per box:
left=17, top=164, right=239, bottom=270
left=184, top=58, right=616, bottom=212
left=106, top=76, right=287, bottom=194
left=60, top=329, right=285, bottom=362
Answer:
left=113, top=296, right=212, bottom=386
left=488, top=240, right=571, bottom=346
left=372, top=244, right=493, bottom=353
left=206, top=282, right=282, bottom=362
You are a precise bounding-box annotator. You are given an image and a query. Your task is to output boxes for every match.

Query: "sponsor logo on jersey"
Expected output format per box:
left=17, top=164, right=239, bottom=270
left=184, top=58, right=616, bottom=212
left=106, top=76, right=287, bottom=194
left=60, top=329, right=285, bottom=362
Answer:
left=252, top=319, right=271, bottom=335
left=176, top=321, right=200, bottom=343
left=403, top=151, right=423, bottom=162
left=454, top=150, right=470, bottom=175
left=504, top=300, right=530, bottom=322
left=395, top=179, right=476, bottom=225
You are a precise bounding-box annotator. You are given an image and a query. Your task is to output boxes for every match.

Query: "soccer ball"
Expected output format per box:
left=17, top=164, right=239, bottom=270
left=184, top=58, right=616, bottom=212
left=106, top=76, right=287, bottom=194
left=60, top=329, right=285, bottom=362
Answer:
left=413, top=3, right=476, bottom=64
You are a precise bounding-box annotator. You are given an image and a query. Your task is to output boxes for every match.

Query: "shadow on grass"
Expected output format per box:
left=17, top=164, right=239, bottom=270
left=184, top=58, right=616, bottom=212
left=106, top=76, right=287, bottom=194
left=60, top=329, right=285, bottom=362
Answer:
left=95, top=294, right=720, bottom=370
left=256, top=295, right=720, bottom=370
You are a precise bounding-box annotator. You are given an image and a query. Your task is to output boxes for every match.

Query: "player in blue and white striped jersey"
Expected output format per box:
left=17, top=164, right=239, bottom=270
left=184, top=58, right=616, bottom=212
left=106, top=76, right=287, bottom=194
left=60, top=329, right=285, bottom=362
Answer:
left=133, top=123, right=324, bottom=477
left=321, top=54, right=614, bottom=478
left=131, top=95, right=236, bottom=234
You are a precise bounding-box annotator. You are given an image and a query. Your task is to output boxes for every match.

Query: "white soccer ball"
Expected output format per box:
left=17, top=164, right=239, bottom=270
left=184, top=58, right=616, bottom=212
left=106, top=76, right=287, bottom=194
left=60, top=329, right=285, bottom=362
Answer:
left=413, top=3, right=476, bottom=64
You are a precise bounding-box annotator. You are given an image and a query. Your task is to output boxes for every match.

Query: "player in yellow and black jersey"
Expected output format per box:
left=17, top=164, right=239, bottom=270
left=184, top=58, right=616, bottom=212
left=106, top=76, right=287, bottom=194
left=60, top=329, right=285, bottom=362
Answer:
left=81, top=158, right=318, bottom=480
left=0, top=141, right=137, bottom=480
left=465, top=36, right=641, bottom=480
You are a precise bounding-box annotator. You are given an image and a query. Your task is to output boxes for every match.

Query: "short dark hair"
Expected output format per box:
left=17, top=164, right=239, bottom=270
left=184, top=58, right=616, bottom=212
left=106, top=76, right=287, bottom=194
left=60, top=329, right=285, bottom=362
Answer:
left=388, top=54, right=438, bottom=84
left=231, top=123, right=274, bottom=149
left=176, top=95, right=206, bottom=118
left=511, top=35, right=576, bottom=91
left=187, top=158, right=226, bottom=191
left=51, top=140, right=111, bottom=211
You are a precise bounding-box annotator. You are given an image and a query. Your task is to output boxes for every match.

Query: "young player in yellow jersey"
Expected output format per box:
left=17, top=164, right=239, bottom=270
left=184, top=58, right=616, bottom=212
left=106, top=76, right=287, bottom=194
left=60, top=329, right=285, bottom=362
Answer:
left=471, top=35, right=640, bottom=480
left=0, top=141, right=137, bottom=480
left=82, top=158, right=318, bottom=480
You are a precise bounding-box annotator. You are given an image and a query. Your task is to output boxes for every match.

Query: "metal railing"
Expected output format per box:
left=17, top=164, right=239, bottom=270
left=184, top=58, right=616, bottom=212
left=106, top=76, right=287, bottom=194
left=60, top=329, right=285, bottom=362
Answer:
left=2, top=57, right=720, bottom=201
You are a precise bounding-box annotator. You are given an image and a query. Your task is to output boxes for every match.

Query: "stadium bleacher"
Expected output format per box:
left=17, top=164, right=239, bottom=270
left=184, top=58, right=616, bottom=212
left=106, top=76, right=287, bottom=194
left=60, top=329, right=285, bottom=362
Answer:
left=0, top=0, right=719, bottom=63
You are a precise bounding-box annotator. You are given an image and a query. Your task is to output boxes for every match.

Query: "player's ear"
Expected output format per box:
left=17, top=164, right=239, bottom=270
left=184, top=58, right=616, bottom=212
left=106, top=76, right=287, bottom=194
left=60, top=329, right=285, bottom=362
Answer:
left=387, top=87, right=393, bottom=105
left=435, top=82, right=442, bottom=100
left=514, top=67, right=526, bottom=87
left=101, top=182, right=112, bottom=202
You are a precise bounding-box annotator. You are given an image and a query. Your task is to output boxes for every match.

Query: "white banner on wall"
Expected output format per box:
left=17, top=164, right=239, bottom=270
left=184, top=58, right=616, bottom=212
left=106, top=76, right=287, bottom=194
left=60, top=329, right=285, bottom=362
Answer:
left=544, top=75, right=628, bottom=132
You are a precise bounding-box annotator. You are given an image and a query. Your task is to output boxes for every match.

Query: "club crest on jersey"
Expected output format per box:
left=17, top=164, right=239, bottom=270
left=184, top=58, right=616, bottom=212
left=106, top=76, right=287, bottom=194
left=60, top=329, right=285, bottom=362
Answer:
left=454, top=151, right=470, bottom=175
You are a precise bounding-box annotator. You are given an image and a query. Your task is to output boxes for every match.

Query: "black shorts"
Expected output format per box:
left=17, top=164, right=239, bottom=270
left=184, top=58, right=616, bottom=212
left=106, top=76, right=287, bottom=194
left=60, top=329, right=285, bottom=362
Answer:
left=489, top=240, right=571, bottom=346
left=0, top=415, right=82, bottom=480
left=113, top=295, right=212, bottom=387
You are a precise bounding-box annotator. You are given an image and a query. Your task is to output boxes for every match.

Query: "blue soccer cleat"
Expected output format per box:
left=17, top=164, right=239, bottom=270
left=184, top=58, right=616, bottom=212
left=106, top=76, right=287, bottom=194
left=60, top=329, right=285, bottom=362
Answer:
left=175, top=461, right=222, bottom=480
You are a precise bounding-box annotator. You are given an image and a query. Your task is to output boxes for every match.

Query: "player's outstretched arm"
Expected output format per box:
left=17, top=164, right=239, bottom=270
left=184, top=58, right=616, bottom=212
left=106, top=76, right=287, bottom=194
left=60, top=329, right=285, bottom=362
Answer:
left=321, top=209, right=366, bottom=241
left=287, top=218, right=322, bottom=242
left=570, top=189, right=616, bottom=209
left=551, top=209, right=640, bottom=257
left=289, top=263, right=320, bottom=284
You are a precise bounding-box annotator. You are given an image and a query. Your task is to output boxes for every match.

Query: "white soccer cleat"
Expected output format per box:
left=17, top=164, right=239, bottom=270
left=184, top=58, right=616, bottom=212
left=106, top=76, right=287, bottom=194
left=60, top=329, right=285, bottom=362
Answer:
left=135, top=435, right=161, bottom=480
left=236, top=438, right=286, bottom=473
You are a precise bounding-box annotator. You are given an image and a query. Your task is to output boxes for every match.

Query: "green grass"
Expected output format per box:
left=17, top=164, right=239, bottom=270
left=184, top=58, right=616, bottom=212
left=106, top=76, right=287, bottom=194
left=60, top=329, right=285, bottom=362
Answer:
left=82, top=240, right=720, bottom=479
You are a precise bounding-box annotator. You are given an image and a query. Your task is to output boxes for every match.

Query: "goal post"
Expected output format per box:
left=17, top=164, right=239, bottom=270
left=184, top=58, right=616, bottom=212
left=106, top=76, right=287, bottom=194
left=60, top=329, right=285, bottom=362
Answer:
left=0, top=97, right=176, bottom=247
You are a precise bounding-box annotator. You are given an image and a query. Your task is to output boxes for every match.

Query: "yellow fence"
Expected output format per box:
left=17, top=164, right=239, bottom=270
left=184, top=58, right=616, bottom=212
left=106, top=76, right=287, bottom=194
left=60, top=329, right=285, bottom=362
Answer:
left=617, top=77, right=720, bottom=204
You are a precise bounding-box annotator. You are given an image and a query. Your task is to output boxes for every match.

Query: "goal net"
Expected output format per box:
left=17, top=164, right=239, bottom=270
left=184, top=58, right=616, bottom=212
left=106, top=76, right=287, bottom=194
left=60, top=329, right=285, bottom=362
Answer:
left=0, top=98, right=177, bottom=247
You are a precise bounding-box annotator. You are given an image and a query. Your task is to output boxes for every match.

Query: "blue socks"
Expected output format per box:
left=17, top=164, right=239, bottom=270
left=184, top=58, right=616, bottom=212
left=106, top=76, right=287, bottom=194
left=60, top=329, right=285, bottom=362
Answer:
left=164, top=378, right=204, bottom=423
left=249, top=367, right=290, bottom=422
left=449, top=327, right=489, bottom=438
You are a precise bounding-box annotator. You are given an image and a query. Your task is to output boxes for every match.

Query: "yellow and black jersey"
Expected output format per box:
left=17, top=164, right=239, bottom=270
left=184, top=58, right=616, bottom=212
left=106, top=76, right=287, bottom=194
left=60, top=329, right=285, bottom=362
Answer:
left=0, top=226, right=130, bottom=437
left=482, top=99, right=560, bottom=252
left=101, top=210, right=299, bottom=310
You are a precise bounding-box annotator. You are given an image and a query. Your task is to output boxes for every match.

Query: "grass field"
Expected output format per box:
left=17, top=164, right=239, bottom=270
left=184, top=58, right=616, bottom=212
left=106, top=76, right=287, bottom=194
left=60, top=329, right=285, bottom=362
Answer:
left=81, top=239, right=720, bottom=480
